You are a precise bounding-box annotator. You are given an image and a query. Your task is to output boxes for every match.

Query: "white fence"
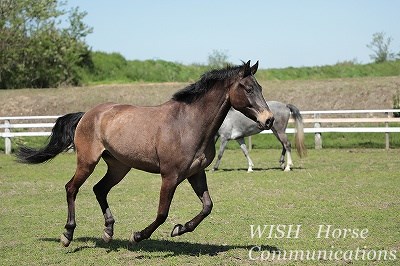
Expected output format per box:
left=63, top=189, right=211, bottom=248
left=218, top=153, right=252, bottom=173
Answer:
left=253, top=109, right=400, bottom=150
left=1, top=110, right=400, bottom=154
left=0, top=116, right=59, bottom=154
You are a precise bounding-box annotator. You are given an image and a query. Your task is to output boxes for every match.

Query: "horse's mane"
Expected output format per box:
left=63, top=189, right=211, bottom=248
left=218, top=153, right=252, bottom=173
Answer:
left=172, top=64, right=244, bottom=103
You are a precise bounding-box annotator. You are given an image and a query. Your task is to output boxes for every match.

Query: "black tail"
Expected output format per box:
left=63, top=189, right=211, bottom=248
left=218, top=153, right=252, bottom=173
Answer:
left=16, top=112, right=85, bottom=164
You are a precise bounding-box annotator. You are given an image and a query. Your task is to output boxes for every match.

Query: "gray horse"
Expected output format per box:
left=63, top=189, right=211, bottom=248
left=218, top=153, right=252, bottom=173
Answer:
left=213, top=101, right=306, bottom=172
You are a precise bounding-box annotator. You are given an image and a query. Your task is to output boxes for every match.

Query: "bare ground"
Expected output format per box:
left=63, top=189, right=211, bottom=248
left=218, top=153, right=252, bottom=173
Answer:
left=1, top=76, right=399, bottom=116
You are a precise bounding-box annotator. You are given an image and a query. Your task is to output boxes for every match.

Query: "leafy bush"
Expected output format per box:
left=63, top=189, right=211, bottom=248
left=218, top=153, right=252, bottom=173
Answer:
left=0, top=0, right=92, bottom=89
left=79, top=52, right=400, bottom=85
left=256, top=60, right=400, bottom=80
left=79, top=53, right=208, bottom=83
left=79, top=51, right=128, bottom=82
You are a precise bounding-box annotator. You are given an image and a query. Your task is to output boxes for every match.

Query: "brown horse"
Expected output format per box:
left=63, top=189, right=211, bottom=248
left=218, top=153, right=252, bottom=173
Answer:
left=16, top=61, right=274, bottom=247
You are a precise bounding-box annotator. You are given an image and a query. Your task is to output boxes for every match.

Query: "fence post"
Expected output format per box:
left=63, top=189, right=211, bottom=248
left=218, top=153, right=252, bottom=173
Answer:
left=314, top=114, right=322, bottom=149
left=4, top=119, right=12, bottom=155
left=385, top=112, right=389, bottom=150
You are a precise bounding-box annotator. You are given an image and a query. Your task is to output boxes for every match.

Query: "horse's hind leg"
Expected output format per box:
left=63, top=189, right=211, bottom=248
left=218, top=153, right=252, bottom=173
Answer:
left=61, top=156, right=100, bottom=247
left=273, top=128, right=292, bottom=171
left=170, top=170, right=212, bottom=237
left=279, top=145, right=287, bottom=171
left=237, top=138, right=254, bottom=172
left=93, top=152, right=130, bottom=243
left=281, top=135, right=293, bottom=172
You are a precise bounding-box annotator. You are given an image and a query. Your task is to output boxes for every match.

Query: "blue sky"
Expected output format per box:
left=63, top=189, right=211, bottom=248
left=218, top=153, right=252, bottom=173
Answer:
left=66, top=0, right=400, bottom=69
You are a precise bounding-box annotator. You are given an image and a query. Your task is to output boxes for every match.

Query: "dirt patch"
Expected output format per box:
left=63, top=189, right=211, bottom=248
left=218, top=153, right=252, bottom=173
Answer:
left=1, top=77, right=399, bottom=116
left=262, top=76, right=400, bottom=111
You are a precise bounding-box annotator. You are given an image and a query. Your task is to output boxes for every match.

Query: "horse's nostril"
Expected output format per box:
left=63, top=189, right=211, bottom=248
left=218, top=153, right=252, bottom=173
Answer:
left=266, top=117, right=274, bottom=127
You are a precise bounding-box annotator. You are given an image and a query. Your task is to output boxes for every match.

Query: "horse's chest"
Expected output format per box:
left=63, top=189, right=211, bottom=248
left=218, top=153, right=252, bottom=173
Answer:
left=188, top=145, right=215, bottom=175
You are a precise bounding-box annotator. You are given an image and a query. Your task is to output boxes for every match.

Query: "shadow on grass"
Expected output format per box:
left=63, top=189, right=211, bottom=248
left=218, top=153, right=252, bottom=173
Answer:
left=40, top=237, right=279, bottom=258
left=208, top=166, right=305, bottom=172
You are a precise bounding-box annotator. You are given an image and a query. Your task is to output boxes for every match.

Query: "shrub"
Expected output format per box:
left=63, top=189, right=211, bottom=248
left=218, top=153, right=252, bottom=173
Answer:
left=0, top=0, right=92, bottom=89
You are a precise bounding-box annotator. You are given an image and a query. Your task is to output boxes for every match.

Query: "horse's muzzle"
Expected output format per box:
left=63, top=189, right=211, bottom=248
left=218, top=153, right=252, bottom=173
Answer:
left=265, top=117, right=274, bottom=130
left=257, top=117, right=274, bottom=130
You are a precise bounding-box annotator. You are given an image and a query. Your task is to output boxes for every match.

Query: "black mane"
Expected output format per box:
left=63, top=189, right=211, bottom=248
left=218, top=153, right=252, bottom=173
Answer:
left=172, top=64, right=244, bottom=103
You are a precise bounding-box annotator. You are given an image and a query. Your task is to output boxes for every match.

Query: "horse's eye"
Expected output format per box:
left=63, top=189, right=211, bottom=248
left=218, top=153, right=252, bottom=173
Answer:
left=245, top=87, right=252, bottom=93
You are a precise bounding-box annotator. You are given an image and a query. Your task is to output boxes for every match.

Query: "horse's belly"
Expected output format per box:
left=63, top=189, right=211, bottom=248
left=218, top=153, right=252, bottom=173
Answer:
left=104, top=143, right=161, bottom=174
left=129, top=160, right=160, bottom=174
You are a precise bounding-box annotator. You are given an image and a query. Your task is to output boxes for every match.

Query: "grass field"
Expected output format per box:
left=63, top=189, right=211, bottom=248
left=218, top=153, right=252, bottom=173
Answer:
left=0, top=149, right=399, bottom=265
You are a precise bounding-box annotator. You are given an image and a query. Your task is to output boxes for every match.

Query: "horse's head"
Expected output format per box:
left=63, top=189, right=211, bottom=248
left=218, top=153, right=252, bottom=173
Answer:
left=229, top=60, right=274, bottom=130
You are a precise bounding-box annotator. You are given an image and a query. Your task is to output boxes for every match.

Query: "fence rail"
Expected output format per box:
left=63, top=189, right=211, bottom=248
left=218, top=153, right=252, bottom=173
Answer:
left=1, top=116, right=59, bottom=154
left=2, top=110, right=400, bottom=154
left=254, top=109, right=400, bottom=150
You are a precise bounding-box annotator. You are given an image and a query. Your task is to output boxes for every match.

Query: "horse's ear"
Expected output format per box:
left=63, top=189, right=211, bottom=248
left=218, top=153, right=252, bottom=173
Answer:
left=251, top=61, right=259, bottom=75
left=243, top=60, right=251, bottom=77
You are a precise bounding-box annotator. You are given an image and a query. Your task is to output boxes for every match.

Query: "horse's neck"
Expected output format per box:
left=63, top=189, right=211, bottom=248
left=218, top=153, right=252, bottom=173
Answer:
left=188, top=84, right=231, bottom=140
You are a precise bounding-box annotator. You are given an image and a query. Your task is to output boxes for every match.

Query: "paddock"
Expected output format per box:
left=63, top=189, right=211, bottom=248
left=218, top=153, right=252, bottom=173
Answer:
left=0, top=148, right=398, bottom=265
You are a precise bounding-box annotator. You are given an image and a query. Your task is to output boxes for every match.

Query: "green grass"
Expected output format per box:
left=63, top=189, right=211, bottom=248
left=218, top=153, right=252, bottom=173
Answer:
left=0, top=149, right=399, bottom=265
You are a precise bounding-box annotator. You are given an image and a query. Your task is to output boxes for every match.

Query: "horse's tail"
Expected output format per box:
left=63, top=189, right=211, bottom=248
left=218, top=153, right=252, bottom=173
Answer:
left=16, top=112, right=85, bottom=164
left=287, top=104, right=307, bottom=158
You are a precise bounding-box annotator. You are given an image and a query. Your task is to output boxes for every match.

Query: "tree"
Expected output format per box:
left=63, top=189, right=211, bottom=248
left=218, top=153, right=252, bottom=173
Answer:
left=366, top=32, right=395, bottom=63
left=0, top=0, right=92, bottom=89
left=207, top=49, right=231, bottom=68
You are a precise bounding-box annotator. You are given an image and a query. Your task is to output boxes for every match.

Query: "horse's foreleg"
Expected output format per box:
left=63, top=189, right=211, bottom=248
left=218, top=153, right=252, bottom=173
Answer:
left=237, top=138, right=254, bottom=172
left=171, top=170, right=212, bottom=237
left=213, top=137, right=228, bottom=171
left=93, top=156, right=130, bottom=243
left=130, top=176, right=178, bottom=243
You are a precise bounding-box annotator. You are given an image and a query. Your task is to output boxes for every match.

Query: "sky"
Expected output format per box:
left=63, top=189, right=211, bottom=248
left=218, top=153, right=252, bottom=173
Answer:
left=66, top=0, right=400, bottom=69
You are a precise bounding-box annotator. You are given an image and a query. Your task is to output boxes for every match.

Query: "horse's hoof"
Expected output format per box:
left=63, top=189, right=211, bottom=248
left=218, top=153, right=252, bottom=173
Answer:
left=284, top=167, right=291, bottom=172
left=171, top=224, right=183, bottom=237
left=60, top=234, right=71, bottom=247
left=129, top=232, right=141, bottom=245
left=247, top=168, right=253, bottom=173
left=102, top=231, right=112, bottom=243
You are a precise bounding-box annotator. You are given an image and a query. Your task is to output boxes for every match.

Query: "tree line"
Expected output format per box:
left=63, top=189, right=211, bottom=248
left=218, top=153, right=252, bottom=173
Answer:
left=1, top=0, right=399, bottom=89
